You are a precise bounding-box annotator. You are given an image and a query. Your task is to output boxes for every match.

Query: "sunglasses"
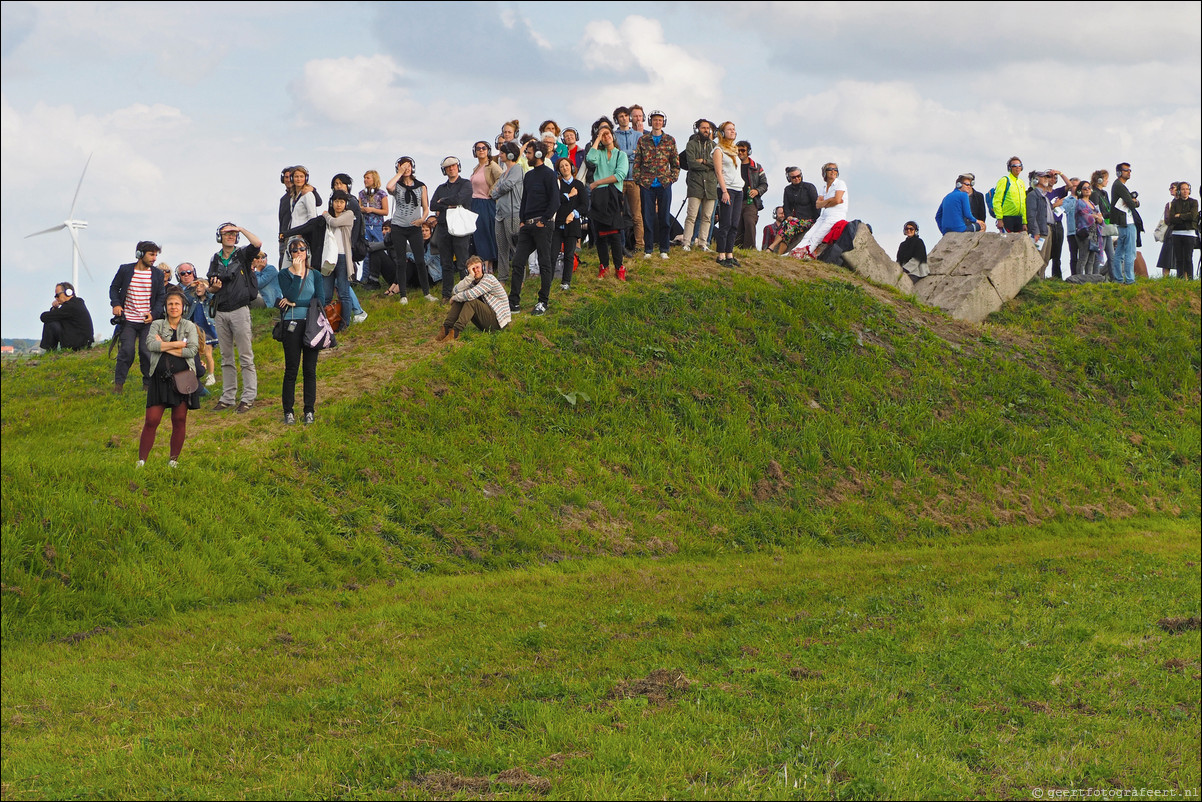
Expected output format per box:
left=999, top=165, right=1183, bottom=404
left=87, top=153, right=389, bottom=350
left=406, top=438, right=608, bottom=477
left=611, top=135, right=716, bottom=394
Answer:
left=179, top=270, right=194, bottom=277
left=290, top=246, right=307, bottom=253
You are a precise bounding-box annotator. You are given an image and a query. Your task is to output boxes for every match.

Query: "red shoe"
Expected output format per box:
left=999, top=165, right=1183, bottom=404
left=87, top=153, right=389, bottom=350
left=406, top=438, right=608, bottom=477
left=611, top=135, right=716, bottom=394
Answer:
left=617, top=266, right=627, bottom=282
left=598, top=266, right=607, bottom=278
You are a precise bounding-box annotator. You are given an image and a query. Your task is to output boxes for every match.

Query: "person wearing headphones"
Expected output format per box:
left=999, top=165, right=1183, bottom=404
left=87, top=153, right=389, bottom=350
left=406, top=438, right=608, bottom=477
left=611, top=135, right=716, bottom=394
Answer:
left=385, top=156, right=435, bottom=303
left=39, top=281, right=94, bottom=352
left=429, top=155, right=475, bottom=300
left=508, top=138, right=560, bottom=315
left=206, top=223, right=262, bottom=413
left=896, top=221, right=928, bottom=268
left=110, top=241, right=166, bottom=393
left=471, top=141, right=503, bottom=274
left=630, top=109, right=680, bottom=260
left=682, top=118, right=718, bottom=252
left=936, top=174, right=984, bottom=235
left=491, top=141, right=525, bottom=283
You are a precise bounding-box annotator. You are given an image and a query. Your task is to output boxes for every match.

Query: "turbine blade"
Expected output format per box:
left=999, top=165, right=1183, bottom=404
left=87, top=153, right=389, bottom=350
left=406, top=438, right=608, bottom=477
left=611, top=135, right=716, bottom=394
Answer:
left=67, top=225, right=94, bottom=281
left=25, top=224, right=67, bottom=238
left=68, top=152, right=93, bottom=219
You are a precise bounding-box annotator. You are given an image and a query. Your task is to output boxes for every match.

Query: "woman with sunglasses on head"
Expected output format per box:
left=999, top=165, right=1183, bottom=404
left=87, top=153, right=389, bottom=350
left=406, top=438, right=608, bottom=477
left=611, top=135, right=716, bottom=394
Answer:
left=137, top=289, right=200, bottom=468
left=791, top=163, right=848, bottom=260
left=276, top=236, right=326, bottom=425
left=385, top=156, right=435, bottom=303
left=471, top=141, right=503, bottom=274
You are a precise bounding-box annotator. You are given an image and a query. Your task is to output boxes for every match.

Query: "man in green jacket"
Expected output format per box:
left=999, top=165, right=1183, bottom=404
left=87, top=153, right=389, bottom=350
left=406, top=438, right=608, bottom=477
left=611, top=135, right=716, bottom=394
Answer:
left=993, top=156, right=1028, bottom=233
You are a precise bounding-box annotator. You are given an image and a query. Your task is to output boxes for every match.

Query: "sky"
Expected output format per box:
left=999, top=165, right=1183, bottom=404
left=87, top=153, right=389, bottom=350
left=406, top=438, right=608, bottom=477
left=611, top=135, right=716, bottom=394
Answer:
left=2, top=1, right=1199, bottom=339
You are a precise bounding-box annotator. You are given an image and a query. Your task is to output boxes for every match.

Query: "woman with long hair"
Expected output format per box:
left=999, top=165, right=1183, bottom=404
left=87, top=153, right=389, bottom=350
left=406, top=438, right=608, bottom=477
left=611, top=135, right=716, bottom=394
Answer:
left=385, top=156, right=434, bottom=303
left=712, top=121, right=745, bottom=267
left=1073, top=180, right=1103, bottom=275
left=137, top=289, right=200, bottom=468
left=470, top=141, right=503, bottom=273
left=585, top=125, right=629, bottom=281
left=360, top=169, right=389, bottom=289
left=276, top=236, right=325, bottom=425
left=552, top=156, right=587, bottom=290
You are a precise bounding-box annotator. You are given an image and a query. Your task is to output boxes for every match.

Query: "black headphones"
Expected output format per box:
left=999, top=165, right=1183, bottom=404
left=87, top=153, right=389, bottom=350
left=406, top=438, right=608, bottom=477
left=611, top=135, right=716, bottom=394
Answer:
left=215, top=223, right=239, bottom=243
left=135, top=241, right=160, bottom=259
left=440, top=156, right=461, bottom=175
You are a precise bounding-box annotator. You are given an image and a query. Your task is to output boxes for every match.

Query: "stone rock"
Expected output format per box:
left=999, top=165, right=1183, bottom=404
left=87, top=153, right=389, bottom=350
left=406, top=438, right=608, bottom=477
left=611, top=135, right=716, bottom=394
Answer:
left=915, top=232, right=1045, bottom=322
left=841, top=224, right=914, bottom=294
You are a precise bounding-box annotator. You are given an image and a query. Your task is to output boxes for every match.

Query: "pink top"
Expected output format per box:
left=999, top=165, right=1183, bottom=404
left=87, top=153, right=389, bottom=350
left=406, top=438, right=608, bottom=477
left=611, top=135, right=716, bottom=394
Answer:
left=470, top=166, right=491, bottom=200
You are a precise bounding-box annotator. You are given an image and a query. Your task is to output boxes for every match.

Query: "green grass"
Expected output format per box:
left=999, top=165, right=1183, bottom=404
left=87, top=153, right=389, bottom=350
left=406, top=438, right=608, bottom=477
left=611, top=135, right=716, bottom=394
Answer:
left=1, top=516, right=1197, bottom=799
left=3, top=267, right=1198, bottom=643
left=2, top=255, right=1199, bottom=797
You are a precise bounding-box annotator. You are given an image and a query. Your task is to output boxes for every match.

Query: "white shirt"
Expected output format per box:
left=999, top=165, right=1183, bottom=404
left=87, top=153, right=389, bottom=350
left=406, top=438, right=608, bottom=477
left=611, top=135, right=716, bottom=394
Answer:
left=819, top=178, right=848, bottom=220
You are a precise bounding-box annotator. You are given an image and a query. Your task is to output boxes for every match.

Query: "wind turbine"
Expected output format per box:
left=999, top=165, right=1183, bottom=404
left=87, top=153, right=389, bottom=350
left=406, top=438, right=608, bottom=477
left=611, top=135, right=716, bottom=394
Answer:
left=25, top=153, right=93, bottom=288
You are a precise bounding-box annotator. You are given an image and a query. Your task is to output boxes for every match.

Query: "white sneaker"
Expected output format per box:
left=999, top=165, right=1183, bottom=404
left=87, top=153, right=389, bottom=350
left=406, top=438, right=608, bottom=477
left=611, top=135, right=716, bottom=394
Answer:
left=682, top=243, right=692, bottom=252
left=560, top=283, right=570, bottom=291
left=204, top=374, right=215, bottom=387
left=701, top=244, right=712, bottom=253
left=660, top=253, right=669, bottom=260
left=135, top=460, right=145, bottom=468
left=643, top=253, right=652, bottom=259
left=424, top=294, right=437, bottom=302
left=352, top=312, right=368, bottom=324
left=400, top=296, right=409, bottom=305
left=168, top=459, right=178, bottom=469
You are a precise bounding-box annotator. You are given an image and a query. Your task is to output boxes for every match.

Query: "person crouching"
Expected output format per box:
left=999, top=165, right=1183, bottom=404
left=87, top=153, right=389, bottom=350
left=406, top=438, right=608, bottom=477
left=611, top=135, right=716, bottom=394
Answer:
left=436, top=256, right=511, bottom=342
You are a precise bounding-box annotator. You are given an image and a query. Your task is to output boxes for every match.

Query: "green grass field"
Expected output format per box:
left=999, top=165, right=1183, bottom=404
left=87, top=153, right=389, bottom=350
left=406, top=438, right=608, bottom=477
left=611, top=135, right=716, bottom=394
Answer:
left=2, top=251, right=1199, bottom=798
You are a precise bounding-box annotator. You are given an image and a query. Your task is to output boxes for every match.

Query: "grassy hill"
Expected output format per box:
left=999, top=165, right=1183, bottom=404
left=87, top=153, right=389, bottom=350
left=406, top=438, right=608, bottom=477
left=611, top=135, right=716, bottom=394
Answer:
left=1, top=254, right=1198, bottom=642
left=1, top=252, right=1199, bottom=798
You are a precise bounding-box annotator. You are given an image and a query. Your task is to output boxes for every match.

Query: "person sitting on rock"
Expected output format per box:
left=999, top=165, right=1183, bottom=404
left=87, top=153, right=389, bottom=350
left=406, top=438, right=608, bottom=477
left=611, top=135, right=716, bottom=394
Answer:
left=936, top=174, right=983, bottom=234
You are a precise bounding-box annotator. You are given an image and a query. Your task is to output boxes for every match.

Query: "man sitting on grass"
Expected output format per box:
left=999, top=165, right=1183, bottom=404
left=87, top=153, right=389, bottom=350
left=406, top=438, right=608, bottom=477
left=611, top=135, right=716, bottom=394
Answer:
left=436, top=256, right=511, bottom=342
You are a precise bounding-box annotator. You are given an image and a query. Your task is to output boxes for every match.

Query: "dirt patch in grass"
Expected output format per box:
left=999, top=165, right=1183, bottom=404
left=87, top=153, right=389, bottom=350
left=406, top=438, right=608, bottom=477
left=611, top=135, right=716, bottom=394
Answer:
left=790, top=666, right=825, bottom=680
left=417, top=766, right=551, bottom=796
left=54, top=625, right=112, bottom=645
left=608, top=668, right=695, bottom=707
left=1157, top=615, right=1201, bottom=633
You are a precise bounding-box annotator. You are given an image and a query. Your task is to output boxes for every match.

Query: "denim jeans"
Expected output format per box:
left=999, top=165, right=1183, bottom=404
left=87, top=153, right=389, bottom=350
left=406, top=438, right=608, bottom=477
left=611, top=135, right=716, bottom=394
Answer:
left=323, top=255, right=361, bottom=327
left=1115, top=223, right=1137, bottom=283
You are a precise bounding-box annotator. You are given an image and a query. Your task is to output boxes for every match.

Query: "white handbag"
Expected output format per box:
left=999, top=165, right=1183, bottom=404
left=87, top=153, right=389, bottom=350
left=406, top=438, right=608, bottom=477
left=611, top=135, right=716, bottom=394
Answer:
left=445, top=206, right=479, bottom=238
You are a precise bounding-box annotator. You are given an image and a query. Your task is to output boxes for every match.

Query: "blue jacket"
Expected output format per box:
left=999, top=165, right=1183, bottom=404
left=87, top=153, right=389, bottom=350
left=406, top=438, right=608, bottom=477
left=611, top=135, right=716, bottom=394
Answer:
left=936, top=190, right=978, bottom=234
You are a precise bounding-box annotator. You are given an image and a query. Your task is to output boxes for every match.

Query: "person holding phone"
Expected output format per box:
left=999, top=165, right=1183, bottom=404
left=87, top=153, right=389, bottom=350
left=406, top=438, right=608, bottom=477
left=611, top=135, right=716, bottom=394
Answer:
left=276, top=236, right=326, bottom=425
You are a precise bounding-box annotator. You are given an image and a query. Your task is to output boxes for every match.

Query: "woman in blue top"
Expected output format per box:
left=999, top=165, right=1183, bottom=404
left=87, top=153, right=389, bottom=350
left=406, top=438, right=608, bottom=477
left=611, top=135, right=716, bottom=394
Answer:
left=276, top=236, right=326, bottom=425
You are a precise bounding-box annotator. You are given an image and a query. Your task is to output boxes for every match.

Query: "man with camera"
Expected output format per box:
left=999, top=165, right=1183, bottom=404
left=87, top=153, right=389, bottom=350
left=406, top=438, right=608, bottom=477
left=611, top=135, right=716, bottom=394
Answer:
left=109, top=241, right=165, bottom=393
left=206, top=222, right=262, bottom=413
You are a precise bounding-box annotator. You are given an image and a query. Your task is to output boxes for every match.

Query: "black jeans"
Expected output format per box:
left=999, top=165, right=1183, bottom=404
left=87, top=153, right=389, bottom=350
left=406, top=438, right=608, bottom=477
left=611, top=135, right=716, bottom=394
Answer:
left=436, top=229, right=471, bottom=299
left=280, top=320, right=318, bottom=415
left=716, top=190, right=743, bottom=253
left=595, top=231, right=624, bottom=269
left=114, top=320, right=150, bottom=387
left=1172, top=235, right=1197, bottom=280
left=391, top=225, right=428, bottom=295
left=551, top=219, right=582, bottom=286
left=509, top=222, right=553, bottom=306
left=1001, top=215, right=1024, bottom=233
left=1048, top=220, right=1064, bottom=279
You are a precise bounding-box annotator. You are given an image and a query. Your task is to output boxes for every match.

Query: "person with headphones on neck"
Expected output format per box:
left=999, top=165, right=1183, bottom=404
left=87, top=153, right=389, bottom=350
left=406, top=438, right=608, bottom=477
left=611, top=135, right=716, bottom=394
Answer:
left=109, top=241, right=165, bottom=393
left=507, top=138, right=561, bottom=316
left=429, top=155, right=475, bottom=301
left=39, top=281, right=94, bottom=352
left=206, top=222, right=263, bottom=413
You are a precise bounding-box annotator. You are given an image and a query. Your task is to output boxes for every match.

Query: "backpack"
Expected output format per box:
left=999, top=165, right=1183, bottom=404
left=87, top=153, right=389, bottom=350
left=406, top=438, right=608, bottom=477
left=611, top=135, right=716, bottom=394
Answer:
left=985, top=180, right=1011, bottom=219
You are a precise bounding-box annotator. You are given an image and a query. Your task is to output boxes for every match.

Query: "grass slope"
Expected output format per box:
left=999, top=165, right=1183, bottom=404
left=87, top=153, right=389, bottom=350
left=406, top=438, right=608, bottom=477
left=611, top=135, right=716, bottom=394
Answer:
left=1, top=517, right=1198, bottom=799
left=2, top=256, right=1199, bottom=644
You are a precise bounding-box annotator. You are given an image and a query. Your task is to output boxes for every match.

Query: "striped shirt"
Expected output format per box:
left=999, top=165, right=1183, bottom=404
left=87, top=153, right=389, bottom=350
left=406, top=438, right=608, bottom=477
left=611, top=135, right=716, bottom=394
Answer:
left=125, top=268, right=155, bottom=321
left=450, top=274, right=511, bottom=328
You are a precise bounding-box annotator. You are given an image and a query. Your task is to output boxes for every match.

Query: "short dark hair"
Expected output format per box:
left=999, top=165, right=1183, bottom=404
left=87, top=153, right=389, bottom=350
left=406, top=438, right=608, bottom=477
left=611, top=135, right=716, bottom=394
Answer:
left=736, top=140, right=751, bottom=153
left=331, top=173, right=353, bottom=190
left=613, top=106, right=630, bottom=119
left=1116, top=162, right=1130, bottom=173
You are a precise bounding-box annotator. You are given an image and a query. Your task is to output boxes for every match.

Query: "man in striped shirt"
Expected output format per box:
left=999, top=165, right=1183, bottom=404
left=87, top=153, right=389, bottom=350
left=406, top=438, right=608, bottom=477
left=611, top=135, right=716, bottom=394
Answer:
left=109, top=241, right=165, bottom=393
left=436, top=256, right=510, bottom=341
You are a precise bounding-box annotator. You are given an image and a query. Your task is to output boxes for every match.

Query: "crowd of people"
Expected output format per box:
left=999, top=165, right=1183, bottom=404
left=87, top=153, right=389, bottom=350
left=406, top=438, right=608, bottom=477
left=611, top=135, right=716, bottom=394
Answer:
left=33, top=107, right=1200, bottom=467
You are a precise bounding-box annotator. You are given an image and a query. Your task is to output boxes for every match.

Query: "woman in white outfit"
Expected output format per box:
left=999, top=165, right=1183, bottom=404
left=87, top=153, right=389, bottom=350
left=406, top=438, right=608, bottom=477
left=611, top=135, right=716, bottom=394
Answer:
left=792, top=163, right=847, bottom=259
